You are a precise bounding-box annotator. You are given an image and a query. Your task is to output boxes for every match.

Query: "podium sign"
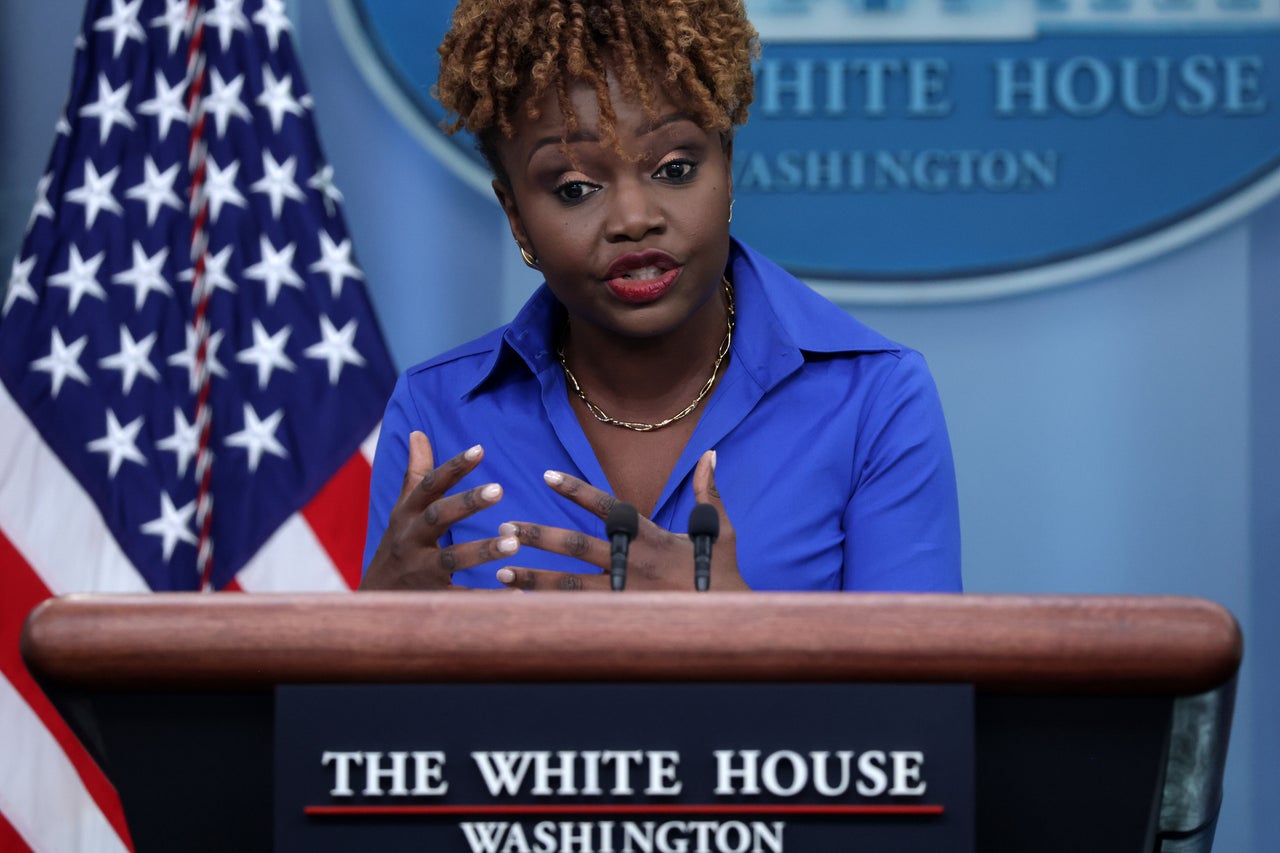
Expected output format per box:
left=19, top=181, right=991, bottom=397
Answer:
left=275, top=683, right=975, bottom=853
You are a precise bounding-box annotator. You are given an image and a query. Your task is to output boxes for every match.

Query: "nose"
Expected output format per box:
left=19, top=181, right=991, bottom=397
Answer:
left=604, top=178, right=665, bottom=242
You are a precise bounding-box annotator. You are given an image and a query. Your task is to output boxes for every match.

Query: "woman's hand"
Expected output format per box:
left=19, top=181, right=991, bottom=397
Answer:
left=360, top=431, right=518, bottom=590
left=494, top=450, right=748, bottom=591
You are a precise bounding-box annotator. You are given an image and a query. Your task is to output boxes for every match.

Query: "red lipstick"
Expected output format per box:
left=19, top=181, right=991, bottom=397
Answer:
left=605, top=250, right=682, bottom=304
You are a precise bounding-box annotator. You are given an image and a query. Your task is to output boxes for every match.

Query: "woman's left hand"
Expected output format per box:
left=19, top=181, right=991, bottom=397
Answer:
left=494, top=450, right=749, bottom=591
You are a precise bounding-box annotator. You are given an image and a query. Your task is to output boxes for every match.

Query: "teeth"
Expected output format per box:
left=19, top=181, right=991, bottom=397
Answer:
left=621, top=266, right=663, bottom=281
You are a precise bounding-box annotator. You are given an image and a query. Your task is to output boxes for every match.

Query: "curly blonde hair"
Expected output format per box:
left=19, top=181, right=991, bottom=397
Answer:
left=434, top=0, right=758, bottom=182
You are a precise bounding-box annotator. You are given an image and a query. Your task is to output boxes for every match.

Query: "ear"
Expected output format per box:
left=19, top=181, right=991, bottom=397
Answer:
left=720, top=134, right=734, bottom=199
left=492, top=179, right=532, bottom=253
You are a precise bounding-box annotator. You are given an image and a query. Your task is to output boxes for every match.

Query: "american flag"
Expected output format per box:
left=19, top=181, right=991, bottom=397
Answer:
left=0, top=0, right=396, bottom=849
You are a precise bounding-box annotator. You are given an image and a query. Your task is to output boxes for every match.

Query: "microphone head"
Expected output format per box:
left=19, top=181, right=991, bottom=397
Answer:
left=607, top=502, right=640, bottom=539
left=688, top=503, right=719, bottom=541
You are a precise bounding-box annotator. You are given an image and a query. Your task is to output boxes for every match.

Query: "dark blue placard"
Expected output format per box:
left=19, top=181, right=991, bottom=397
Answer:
left=275, top=683, right=973, bottom=852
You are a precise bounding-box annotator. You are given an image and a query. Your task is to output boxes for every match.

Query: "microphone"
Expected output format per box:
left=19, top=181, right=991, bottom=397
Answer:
left=688, top=503, right=719, bottom=592
left=606, top=502, right=639, bottom=591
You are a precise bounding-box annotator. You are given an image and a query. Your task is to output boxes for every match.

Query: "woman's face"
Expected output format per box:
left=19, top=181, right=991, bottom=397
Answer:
left=492, top=68, right=734, bottom=341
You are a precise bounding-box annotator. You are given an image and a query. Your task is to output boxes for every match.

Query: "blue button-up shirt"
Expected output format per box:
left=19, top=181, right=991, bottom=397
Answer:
left=364, top=239, right=961, bottom=590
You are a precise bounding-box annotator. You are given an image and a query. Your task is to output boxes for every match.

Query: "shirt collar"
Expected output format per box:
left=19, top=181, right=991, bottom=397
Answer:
left=466, top=238, right=899, bottom=396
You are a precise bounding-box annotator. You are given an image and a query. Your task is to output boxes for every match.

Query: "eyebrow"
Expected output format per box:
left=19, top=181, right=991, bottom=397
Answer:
left=526, top=112, right=698, bottom=164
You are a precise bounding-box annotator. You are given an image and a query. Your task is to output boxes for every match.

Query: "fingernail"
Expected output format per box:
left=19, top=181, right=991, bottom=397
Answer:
left=544, top=470, right=564, bottom=485
left=496, top=568, right=515, bottom=584
left=481, top=483, right=502, bottom=501
left=499, top=522, right=518, bottom=537
left=497, top=536, right=518, bottom=554
left=710, top=449, right=717, bottom=472
left=465, top=444, right=483, bottom=460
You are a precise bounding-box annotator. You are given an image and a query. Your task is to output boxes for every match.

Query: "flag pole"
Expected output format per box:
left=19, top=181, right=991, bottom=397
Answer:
left=183, top=0, right=215, bottom=591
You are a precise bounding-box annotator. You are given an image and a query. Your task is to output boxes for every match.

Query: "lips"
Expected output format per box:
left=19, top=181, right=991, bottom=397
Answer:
left=605, top=250, right=682, bottom=304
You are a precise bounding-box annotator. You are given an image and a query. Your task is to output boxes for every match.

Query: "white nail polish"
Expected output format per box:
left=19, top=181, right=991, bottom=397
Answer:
left=544, top=470, right=564, bottom=485
left=481, top=483, right=501, bottom=501
left=465, top=444, right=483, bottom=460
left=497, top=536, right=518, bottom=554
left=496, top=568, right=515, bottom=584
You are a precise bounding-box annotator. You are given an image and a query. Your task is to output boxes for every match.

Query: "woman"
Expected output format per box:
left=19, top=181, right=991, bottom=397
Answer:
left=361, top=0, right=961, bottom=592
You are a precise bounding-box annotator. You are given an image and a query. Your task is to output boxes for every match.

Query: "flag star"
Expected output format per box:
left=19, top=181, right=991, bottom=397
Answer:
left=48, top=245, right=107, bottom=313
left=252, top=0, right=292, bottom=51
left=31, top=329, right=91, bottom=398
left=92, top=0, right=146, bottom=58
left=140, top=493, right=199, bottom=562
left=307, top=164, right=344, bottom=216
left=237, top=320, right=296, bottom=389
left=86, top=409, right=148, bottom=478
left=28, top=173, right=55, bottom=228
left=305, top=316, right=366, bottom=385
left=78, top=74, right=136, bottom=145
left=112, top=242, right=173, bottom=310
left=256, top=66, right=303, bottom=132
left=150, top=0, right=190, bottom=55
left=64, top=160, right=123, bottom=228
left=4, top=256, right=38, bottom=316
left=204, top=69, right=251, bottom=137
left=203, top=0, right=250, bottom=51
left=204, top=157, right=247, bottom=222
left=136, top=72, right=190, bottom=140
left=156, top=407, right=200, bottom=478
left=299, top=93, right=314, bottom=109
left=225, top=403, right=288, bottom=472
left=244, top=236, right=303, bottom=305
left=179, top=244, right=237, bottom=296
left=98, top=325, right=161, bottom=394
left=309, top=231, right=363, bottom=298
left=250, top=152, right=305, bottom=219
left=125, top=157, right=184, bottom=225
left=168, top=326, right=229, bottom=394
left=55, top=112, right=71, bottom=136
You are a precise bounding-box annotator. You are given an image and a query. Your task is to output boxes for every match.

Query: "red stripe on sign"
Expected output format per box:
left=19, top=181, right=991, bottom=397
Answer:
left=305, top=803, right=946, bottom=816
left=0, top=529, right=135, bottom=851
left=300, top=452, right=373, bottom=589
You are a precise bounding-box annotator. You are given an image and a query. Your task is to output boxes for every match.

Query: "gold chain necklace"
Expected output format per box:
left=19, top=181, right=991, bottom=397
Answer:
left=558, top=279, right=734, bottom=432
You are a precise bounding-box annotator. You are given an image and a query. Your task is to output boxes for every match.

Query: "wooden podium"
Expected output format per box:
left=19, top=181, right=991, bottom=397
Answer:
left=21, top=593, right=1241, bottom=852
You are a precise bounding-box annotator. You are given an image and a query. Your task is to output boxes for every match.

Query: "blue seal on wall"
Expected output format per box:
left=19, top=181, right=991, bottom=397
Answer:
left=331, top=0, right=1280, bottom=302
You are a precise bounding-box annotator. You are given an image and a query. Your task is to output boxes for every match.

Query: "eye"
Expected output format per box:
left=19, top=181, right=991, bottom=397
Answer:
left=654, top=159, right=696, bottom=183
left=553, top=180, right=601, bottom=203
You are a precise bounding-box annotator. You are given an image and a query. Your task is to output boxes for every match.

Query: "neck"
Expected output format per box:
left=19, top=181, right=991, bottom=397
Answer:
left=560, top=283, right=732, bottom=422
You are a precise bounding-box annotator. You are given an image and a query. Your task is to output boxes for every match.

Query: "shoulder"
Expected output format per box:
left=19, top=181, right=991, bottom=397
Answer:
left=398, top=283, right=561, bottom=401
left=381, top=328, right=504, bottom=421
left=730, top=239, right=904, bottom=357
left=408, top=326, right=506, bottom=380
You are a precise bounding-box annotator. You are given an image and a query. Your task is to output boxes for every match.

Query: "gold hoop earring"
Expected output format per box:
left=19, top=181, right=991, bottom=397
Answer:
left=728, top=198, right=735, bottom=224
left=518, top=244, right=539, bottom=269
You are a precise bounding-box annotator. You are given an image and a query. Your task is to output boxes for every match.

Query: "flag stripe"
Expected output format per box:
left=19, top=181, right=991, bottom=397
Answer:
left=231, top=512, right=349, bottom=592
left=361, top=423, right=380, bottom=466
left=0, top=809, right=30, bottom=853
left=300, top=451, right=373, bottom=588
left=0, top=673, right=129, bottom=853
left=0, top=383, right=148, bottom=597
left=0, top=529, right=133, bottom=852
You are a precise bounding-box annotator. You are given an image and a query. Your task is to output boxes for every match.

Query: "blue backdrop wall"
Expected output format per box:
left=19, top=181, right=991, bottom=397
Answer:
left=1, top=2, right=1274, bottom=850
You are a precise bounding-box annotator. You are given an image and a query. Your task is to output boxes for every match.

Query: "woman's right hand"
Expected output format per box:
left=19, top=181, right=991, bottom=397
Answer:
left=359, top=431, right=518, bottom=590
